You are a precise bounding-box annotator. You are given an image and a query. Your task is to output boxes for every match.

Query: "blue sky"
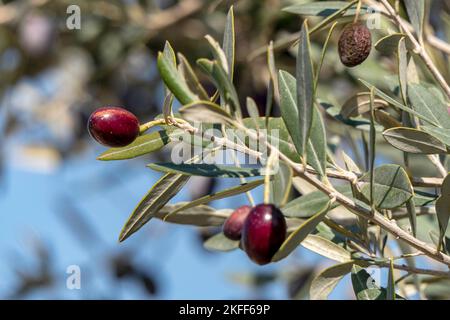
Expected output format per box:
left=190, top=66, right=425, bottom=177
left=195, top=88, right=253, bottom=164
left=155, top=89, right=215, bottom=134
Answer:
left=0, top=140, right=351, bottom=299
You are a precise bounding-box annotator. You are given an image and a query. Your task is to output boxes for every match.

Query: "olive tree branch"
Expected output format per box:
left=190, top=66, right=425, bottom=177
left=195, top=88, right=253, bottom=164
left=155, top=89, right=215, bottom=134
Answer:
left=232, top=121, right=450, bottom=267
left=377, top=0, right=450, bottom=100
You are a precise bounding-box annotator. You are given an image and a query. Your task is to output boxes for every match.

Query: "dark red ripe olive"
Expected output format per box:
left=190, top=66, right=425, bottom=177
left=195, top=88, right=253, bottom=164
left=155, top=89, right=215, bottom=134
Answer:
left=242, top=204, right=287, bottom=265
left=338, top=23, right=372, bottom=67
left=88, top=107, right=140, bottom=147
left=223, top=205, right=252, bottom=241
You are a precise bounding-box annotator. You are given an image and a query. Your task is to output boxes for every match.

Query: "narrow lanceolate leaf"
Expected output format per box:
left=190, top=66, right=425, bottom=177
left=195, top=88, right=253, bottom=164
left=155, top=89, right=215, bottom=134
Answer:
left=147, top=163, right=264, bottom=178
left=408, top=83, right=450, bottom=129
left=204, top=232, right=239, bottom=252
left=97, top=130, right=176, bottom=161
left=374, top=33, right=413, bottom=55
left=296, top=21, right=315, bottom=161
left=283, top=1, right=367, bottom=17
left=246, top=97, right=260, bottom=129
left=351, top=265, right=383, bottom=300
left=119, top=173, right=189, bottom=242
left=178, top=53, right=209, bottom=100
left=272, top=201, right=331, bottom=262
left=301, top=234, right=351, bottom=263
left=359, top=164, right=413, bottom=209
left=179, top=100, right=232, bottom=124
left=222, top=6, right=235, bottom=81
left=340, top=92, right=388, bottom=119
left=278, top=70, right=326, bottom=176
left=156, top=203, right=231, bottom=226
left=406, top=197, right=417, bottom=237
left=269, top=161, right=293, bottom=207
left=368, top=89, right=376, bottom=208
left=387, top=259, right=396, bottom=300
left=162, top=41, right=177, bottom=98
left=157, top=52, right=198, bottom=105
left=282, top=185, right=352, bottom=218
left=359, top=79, right=440, bottom=127
left=163, top=179, right=264, bottom=219
left=403, top=0, right=425, bottom=41
left=383, top=127, right=448, bottom=154
left=310, top=261, right=355, bottom=300
left=435, top=174, right=450, bottom=251
left=398, top=37, right=408, bottom=105
left=422, top=126, right=450, bottom=147
left=197, top=59, right=241, bottom=117
left=351, top=265, right=405, bottom=300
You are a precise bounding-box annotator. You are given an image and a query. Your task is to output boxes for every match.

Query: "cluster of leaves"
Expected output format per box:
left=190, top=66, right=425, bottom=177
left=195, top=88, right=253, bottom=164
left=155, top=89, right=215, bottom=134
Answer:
left=97, top=1, right=450, bottom=300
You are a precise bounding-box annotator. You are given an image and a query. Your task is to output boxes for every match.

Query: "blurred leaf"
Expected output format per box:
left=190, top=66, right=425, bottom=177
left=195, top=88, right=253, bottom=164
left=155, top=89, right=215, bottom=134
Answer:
left=197, top=59, right=241, bottom=117
left=163, top=179, right=264, bottom=218
left=340, top=92, right=387, bottom=119
left=403, top=0, right=425, bottom=41
left=204, top=232, right=239, bottom=252
left=157, top=203, right=231, bottom=226
left=119, top=174, right=189, bottom=242
left=270, top=161, right=293, bottom=207
left=359, top=164, right=413, bottom=209
left=422, top=126, right=450, bottom=147
left=387, top=259, right=395, bottom=300
left=296, top=21, right=315, bottom=161
left=383, top=127, right=448, bottom=154
left=375, top=34, right=413, bottom=55
left=157, top=52, right=198, bottom=105
left=147, top=163, right=264, bottom=178
left=408, top=83, right=450, bottom=128
left=397, top=37, right=408, bottom=104
left=351, top=265, right=406, bottom=300
left=222, top=6, right=235, bottom=81
left=301, top=234, right=351, bottom=263
left=97, top=130, right=177, bottom=161
left=272, top=200, right=331, bottom=262
left=310, top=260, right=355, bottom=300
left=282, top=185, right=351, bottom=218
left=178, top=53, right=209, bottom=100
left=283, top=1, right=367, bottom=17
left=360, top=79, right=440, bottom=126
left=179, top=100, right=232, bottom=124
left=406, top=197, right=417, bottom=237
left=435, top=174, right=450, bottom=251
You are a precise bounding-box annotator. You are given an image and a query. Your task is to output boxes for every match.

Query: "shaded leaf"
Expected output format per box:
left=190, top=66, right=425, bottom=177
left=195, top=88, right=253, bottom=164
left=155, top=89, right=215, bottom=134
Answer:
left=147, top=163, right=264, bottom=178
left=156, top=203, right=231, bottom=226
left=272, top=201, right=331, bottom=262
left=383, top=127, right=448, bottom=154
left=310, top=260, right=355, bottom=300
left=204, top=232, right=239, bottom=252
left=157, top=52, right=198, bottom=105
left=282, top=185, right=352, bottom=218
left=97, top=130, right=176, bottom=161
left=296, top=20, right=315, bottom=160
left=359, top=164, right=413, bottom=209
left=283, top=1, right=367, bottom=17
left=119, top=173, right=189, bottom=242
left=179, top=100, right=232, bottom=124
left=301, top=234, right=351, bottom=263
left=163, top=179, right=264, bottom=218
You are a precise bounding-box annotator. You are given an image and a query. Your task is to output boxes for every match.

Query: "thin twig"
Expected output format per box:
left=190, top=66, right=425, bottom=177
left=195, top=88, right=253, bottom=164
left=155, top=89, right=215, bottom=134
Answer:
left=378, top=0, right=450, bottom=99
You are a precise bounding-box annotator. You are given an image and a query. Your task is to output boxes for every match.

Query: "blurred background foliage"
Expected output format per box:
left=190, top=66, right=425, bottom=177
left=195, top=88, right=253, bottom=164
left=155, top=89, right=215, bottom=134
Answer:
left=1, top=0, right=450, bottom=299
